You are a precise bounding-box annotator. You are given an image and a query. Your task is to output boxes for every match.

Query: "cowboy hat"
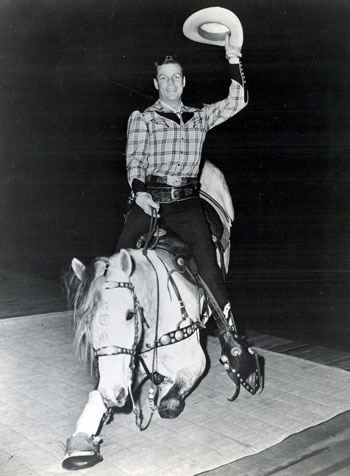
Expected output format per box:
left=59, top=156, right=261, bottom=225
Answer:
left=182, top=7, right=243, bottom=47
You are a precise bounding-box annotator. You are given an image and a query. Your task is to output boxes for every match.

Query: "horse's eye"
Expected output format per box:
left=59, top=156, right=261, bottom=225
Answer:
left=126, top=311, right=134, bottom=321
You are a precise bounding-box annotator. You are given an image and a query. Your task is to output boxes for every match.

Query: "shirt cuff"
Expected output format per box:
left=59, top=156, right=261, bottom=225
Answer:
left=228, top=63, right=244, bottom=85
left=131, top=179, right=147, bottom=194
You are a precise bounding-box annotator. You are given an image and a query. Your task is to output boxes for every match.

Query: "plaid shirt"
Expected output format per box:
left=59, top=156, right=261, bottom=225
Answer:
left=126, top=80, right=247, bottom=186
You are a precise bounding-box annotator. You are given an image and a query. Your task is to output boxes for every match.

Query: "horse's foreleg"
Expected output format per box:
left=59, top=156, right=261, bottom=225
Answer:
left=73, top=390, right=107, bottom=436
left=158, top=361, right=205, bottom=419
left=62, top=390, right=107, bottom=470
left=158, top=379, right=186, bottom=419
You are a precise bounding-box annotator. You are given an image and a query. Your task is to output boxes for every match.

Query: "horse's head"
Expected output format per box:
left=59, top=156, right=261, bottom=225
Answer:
left=71, top=249, right=143, bottom=408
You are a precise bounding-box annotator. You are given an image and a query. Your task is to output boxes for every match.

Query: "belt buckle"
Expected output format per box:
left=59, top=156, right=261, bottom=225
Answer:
left=171, top=187, right=182, bottom=200
left=168, top=176, right=182, bottom=187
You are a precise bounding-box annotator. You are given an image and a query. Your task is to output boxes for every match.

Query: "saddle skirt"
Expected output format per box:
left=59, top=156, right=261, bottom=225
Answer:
left=199, top=160, right=234, bottom=275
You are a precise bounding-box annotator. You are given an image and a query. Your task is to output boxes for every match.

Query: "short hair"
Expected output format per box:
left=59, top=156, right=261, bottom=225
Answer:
left=154, top=55, right=184, bottom=77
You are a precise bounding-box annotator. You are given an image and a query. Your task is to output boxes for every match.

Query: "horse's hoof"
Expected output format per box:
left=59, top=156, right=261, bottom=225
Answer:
left=158, top=393, right=184, bottom=419
left=62, top=433, right=103, bottom=471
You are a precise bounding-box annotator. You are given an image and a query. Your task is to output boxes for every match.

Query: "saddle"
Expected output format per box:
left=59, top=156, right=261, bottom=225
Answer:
left=136, top=228, right=198, bottom=277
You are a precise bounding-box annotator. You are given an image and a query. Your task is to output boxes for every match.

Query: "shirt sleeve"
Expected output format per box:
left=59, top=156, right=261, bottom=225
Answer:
left=201, top=74, right=248, bottom=131
left=126, top=111, right=149, bottom=186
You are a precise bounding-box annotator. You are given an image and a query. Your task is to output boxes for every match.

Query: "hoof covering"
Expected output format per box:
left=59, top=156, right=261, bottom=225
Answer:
left=62, top=433, right=103, bottom=471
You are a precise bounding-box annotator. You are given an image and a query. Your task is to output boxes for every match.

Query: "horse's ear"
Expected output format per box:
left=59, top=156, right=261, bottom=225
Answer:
left=71, top=258, right=85, bottom=281
left=118, top=249, right=133, bottom=277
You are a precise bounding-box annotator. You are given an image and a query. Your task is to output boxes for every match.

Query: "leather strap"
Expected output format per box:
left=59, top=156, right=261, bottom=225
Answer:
left=147, top=175, right=198, bottom=187
left=148, top=184, right=199, bottom=203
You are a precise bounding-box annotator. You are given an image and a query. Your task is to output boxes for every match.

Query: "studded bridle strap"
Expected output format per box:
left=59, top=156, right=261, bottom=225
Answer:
left=105, top=281, right=134, bottom=291
left=94, top=278, right=142, bottom=358
left=95, top=346, right=134, bottom=358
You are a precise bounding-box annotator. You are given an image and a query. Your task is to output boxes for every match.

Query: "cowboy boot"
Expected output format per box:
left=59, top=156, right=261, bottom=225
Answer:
left=217, top=303, right=262, bottom=399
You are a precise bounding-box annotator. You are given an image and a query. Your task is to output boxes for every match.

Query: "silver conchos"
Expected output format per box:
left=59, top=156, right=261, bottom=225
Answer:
left=99, top=314, right=109, bottom=325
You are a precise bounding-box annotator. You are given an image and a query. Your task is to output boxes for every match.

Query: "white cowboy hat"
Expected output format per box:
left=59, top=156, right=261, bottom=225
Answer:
left=182, top=6, right=243, bottom=47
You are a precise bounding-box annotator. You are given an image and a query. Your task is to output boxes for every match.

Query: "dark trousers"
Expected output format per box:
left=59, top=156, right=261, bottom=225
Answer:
left=116, top=197, right=228, bottom=309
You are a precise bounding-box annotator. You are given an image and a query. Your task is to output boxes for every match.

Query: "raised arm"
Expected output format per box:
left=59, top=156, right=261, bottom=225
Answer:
left=201, top=34, right=248, bottom=130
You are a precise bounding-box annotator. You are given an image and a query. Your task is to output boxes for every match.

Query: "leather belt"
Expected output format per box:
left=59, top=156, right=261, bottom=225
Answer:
left=147, top=175, right=197, bottom=187
left=147, top=184, right=199, bottom=203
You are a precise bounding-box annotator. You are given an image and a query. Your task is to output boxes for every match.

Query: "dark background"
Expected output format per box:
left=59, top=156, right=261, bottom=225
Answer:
left=1, top=0, right=349, bottom=349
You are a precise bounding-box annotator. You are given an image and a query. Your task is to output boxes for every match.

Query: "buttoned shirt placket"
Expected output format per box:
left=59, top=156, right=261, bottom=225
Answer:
left=160, top=101, right=187, bottom=175
left=178, top=111, right=185, bottom=172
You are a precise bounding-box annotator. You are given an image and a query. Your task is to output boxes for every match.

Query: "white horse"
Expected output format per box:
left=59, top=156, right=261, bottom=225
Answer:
left=62, top=247, right=207, bottom=470
left=62, top=161, right=261, bottom=470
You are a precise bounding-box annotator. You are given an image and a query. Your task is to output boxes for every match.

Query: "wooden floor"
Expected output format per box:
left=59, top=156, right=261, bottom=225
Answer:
left=1, top=266, right=349, bottom=475
left=0, top=267, right=67, bottom=319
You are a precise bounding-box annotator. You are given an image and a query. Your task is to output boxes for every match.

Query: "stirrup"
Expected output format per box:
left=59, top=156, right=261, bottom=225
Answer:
left=62, top=433, right=103, bottom=471
left=219, top=328, right=262, bottom=401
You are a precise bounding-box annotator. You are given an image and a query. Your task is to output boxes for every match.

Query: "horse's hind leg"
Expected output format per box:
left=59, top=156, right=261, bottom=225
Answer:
left=62, top=390, right=107, bottom=470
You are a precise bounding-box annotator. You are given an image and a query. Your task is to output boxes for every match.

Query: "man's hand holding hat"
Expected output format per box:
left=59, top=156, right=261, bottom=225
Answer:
left=225, top=34, right=242, bottom=64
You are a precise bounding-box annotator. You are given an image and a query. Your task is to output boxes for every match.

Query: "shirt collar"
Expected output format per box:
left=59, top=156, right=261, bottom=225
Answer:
left=158, top=99, right=183, bottom=114
left=146, top=100, right=197, bottom=115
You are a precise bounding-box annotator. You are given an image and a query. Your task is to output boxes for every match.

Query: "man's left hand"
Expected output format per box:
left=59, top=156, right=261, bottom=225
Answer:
left=225, top=34, right=242, bottom=62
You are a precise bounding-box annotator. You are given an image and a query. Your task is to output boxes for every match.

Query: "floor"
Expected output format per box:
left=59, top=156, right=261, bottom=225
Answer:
left=0, top=268, right=67, bottom=320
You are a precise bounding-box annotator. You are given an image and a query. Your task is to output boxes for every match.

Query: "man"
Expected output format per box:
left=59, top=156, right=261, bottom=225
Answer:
left=117, top=35, right=259, bottom=394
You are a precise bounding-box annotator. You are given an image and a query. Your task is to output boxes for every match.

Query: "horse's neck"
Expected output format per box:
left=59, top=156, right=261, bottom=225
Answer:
left=130, top=250, right=196, bottom=336
left=128, top=250, right=161, bottom=324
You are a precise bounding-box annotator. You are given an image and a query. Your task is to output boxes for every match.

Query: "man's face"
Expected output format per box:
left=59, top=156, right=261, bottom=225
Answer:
left=154, top=63, right=186, bottom=104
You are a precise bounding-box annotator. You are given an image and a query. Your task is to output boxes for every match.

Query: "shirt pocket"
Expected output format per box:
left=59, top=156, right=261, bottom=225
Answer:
left=190, top=114, right=207, bottom=133
left=149, top=115, right=170, bottom=134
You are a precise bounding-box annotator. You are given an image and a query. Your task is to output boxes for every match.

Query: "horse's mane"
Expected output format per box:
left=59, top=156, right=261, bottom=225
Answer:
left=64, top=257, right=108, bottom=371
left=64, top=248, right=188, bottom=373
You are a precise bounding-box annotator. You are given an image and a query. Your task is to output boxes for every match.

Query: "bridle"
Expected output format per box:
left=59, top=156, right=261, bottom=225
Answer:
left=93, top=264, right=146, bottom=428
left=93, top=253, right=203, bottom=430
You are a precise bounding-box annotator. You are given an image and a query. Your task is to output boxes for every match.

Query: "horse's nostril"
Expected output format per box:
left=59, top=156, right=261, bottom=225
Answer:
left=103, top=397, right=115, bottom=408
left=115, top=388, right=127, bottom=407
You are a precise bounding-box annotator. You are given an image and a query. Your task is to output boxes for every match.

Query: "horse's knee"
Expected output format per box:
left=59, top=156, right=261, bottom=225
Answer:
left=158, top=385, right=184, bottom=419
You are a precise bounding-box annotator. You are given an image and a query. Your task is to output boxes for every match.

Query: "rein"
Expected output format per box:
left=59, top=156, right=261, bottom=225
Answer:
left=142, top=208, right=160, bottom=255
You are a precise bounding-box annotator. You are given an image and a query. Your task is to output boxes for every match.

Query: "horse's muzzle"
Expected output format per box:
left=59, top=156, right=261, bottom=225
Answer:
left=102, top=387, right=127, bottom=408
